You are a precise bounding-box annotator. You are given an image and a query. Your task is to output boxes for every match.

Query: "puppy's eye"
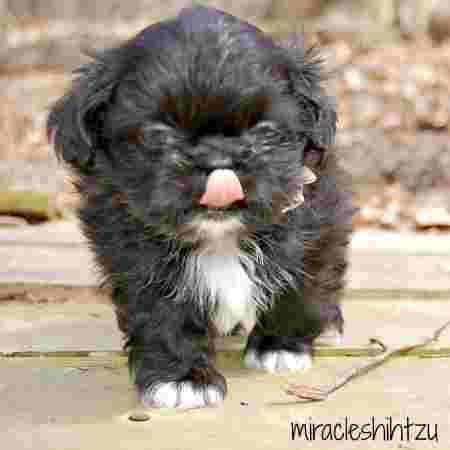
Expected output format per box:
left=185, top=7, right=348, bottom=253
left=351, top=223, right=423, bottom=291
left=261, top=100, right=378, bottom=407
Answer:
left=145, top=123, right=173, bottom=133
left=141, top=122, right=175, bottom=140
left=252, top=121, right=279, bottom=133
left=244, top=120, right=281, bottom=155
left=126, top=123, right=174, bottom=146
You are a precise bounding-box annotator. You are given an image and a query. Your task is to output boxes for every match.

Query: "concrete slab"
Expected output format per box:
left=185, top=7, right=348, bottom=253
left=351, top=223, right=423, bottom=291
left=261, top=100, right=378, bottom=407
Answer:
left=1, top=354, right=448, bottom=449
left=0, top=294, right=449, bottom=447
left=1, top=223, right=450, bottom=449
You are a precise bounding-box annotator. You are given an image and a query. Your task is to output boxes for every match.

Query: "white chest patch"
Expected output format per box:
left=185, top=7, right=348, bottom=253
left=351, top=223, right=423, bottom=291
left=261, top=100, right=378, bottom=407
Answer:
left=183, top=217, right=261, bottom=335
left=193, top=250, right=257, bottom=335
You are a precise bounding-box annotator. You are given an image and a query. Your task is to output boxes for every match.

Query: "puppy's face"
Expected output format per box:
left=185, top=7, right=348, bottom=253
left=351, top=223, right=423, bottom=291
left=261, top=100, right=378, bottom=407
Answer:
left=106, top=67, right=304, bottom=235
left=49, top=9, right=336, bottom=244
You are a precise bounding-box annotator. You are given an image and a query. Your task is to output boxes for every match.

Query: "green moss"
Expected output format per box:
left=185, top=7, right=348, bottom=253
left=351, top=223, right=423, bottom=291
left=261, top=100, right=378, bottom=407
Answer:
left=0, top=191, right=58, bottom=222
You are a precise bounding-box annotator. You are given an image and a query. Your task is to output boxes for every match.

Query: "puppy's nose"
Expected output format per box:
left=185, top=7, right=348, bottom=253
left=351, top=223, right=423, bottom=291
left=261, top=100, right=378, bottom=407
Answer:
left=199, top=169, right=245, bottom=208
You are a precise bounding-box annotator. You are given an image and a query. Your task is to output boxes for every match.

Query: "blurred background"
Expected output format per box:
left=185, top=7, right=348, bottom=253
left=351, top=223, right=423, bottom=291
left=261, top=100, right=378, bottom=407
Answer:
left=1, top=0, right=450, bottom=231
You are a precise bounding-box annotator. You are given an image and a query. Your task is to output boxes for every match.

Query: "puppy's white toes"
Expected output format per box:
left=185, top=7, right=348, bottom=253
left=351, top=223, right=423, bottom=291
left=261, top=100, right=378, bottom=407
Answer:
left=141, top=381, right=224, bottom=409
left=262, top=350, right=313, bottom=373
left=243, top=349, right=262, bottom=369
left=244, top=349, right=312, bottom=373
left=315, top=327, right=343, bottom=346
left=143, top=382, right=178, bottom=408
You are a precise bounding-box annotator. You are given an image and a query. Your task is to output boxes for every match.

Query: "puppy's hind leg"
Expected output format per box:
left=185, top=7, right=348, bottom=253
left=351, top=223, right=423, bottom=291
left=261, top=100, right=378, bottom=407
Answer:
left=243, top=290, right=344, bottom=373
left=244, top=226, right=349, bottom=373
left=243, top=289, right=319, bottom=373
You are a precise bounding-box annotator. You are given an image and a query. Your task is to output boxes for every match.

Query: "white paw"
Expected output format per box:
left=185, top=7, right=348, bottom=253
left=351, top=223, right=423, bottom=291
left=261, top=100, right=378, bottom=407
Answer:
left=141, top=381, right=224, bottom=409
left=315, top=327, right=343, bottom=346
left=244, top=349, right=312, bottom=373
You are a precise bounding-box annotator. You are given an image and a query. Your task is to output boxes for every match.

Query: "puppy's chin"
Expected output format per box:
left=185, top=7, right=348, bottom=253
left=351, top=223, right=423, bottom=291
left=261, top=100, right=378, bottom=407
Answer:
left=176, top=209, right=246, bottom=247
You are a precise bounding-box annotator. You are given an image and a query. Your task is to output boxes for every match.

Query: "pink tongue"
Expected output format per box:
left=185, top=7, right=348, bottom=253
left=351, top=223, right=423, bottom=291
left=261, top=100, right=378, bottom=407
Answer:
left=199, top=169, right=245, bottom=208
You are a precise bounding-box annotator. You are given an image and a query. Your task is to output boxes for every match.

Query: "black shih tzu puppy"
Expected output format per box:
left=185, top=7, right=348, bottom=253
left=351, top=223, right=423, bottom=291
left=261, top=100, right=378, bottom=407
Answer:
left=48, top=6, right=353, bottom=408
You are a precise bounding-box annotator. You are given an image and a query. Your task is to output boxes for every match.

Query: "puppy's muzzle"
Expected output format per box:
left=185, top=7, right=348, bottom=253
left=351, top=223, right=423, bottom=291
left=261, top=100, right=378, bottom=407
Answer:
left=199, top=169, right=245, bottom=208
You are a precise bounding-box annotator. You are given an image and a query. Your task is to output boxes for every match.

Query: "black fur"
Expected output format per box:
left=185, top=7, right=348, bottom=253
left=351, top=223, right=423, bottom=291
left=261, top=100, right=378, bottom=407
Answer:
left=48, top=6, right=352, bottom=407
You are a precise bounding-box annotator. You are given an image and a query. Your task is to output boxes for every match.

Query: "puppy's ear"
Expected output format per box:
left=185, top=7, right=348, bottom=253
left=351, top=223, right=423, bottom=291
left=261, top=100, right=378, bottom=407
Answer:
left=299, top=92, right=337, bottom=171
left=282, top=41, right=337, bottom=158
left=292, top=77, right=337, bottom=154
left=310, top=93, right=337, bottom=151
left=47, top=51, right=123, bottom=174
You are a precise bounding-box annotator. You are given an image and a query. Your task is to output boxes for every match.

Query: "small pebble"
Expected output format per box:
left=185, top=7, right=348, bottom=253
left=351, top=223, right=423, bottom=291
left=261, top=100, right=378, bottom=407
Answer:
left=129, top=412, right=151, bottom=422
left=240, top=401, right=248, bottom=406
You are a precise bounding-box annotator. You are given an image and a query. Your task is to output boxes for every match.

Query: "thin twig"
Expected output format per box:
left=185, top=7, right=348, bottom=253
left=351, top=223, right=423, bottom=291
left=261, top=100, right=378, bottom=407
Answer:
left=285, top=319, right=450, bottom=402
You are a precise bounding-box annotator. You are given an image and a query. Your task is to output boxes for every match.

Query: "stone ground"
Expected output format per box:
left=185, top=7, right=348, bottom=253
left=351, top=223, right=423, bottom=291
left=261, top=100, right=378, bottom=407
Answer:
left=1, top=221, right=450, bottom=449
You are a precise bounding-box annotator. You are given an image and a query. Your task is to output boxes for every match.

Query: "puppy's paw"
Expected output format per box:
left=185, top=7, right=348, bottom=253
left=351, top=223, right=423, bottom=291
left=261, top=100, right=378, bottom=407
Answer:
left=244, top=335, right=313, bottom=373
left=140, top=366, right=226, bottom=409
left=244, top=349, right=312, bottom=373
left=141, top=381, right=224, bottom=409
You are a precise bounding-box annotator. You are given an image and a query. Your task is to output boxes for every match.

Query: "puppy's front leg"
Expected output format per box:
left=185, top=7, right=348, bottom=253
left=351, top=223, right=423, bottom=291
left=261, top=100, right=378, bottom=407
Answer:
left=124, top=300, right=226, bottom=409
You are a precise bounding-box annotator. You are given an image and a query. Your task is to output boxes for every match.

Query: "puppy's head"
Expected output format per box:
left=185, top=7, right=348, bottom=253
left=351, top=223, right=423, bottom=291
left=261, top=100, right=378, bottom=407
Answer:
left=48, top=6, right=336, bottom=244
